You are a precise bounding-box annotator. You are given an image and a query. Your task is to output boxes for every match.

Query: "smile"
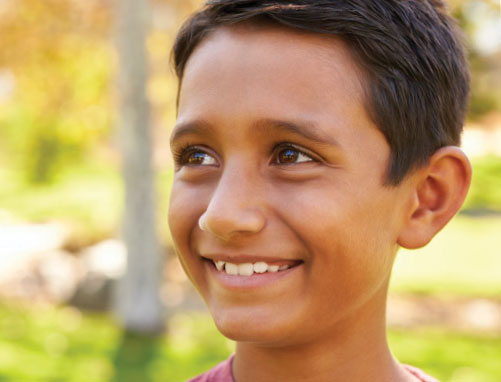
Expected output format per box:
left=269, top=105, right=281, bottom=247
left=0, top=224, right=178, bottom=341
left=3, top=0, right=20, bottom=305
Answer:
left=203, top=257, right=304, bottom=289
left=213, top=260, right=294, bottom=276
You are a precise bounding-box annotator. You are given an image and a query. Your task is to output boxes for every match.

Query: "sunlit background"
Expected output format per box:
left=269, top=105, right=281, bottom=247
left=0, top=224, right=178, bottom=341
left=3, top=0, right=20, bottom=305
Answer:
left=0, top=0, right=500, bottom=381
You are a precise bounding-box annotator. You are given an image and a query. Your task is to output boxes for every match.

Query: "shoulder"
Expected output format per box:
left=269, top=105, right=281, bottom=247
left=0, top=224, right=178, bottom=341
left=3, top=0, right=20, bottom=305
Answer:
left=187, top=355, right=234, bottom=382
left=403, top=364, right=440, bottom=382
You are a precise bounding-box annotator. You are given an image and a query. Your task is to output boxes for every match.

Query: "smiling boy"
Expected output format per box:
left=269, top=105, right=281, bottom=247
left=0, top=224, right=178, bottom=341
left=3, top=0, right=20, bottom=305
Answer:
left=167, top=1, right=471, bottom=381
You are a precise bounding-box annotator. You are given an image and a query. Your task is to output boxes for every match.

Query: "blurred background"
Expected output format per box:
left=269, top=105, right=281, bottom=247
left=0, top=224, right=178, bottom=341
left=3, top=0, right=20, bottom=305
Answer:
left=0, top=0, right=500, bottom=381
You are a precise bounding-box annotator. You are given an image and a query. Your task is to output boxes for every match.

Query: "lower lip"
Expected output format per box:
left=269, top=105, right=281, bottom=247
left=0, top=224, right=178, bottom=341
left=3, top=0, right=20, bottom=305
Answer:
left=205, top=260, right=302, bottom=290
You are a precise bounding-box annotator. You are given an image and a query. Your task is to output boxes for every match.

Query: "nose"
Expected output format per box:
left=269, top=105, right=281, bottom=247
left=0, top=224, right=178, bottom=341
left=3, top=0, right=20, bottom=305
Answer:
left=199, top=165, right=266, bottom=241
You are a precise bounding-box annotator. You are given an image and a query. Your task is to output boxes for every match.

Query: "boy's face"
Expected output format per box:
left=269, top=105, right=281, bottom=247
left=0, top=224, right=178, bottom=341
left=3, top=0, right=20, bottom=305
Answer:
left=169, top=25, right=415, bottom=345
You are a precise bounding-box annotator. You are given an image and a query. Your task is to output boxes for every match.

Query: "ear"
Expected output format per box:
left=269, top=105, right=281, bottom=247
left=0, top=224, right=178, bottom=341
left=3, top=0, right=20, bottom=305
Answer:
left=397, top=146, right=472, bottom=249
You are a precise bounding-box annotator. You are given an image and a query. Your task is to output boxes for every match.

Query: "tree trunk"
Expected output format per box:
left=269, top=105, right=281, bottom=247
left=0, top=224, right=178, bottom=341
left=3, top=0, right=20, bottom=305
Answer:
left=114, top=0, right=164, bottom=333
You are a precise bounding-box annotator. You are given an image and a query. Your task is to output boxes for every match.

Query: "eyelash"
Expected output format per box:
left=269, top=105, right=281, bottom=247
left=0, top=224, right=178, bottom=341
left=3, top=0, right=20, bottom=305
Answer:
left=172, top=142, right=316, bottom=167
left=172, top=142, right=207, bottom=165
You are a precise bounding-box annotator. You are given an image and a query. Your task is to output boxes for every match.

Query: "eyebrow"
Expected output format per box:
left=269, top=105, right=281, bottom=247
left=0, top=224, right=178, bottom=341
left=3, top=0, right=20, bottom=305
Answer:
left=170, top=118, right=341, bottom=148
left=170, top=120, right=215, bottom=145
left=252, top=118, right=341, bottom=148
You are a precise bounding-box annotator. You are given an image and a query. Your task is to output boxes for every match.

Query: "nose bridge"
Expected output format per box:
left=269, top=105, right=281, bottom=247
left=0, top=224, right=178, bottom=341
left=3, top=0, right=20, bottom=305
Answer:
left=218, top=161, right=259, bottom=204
left=202, top=160, right=266, bottom=239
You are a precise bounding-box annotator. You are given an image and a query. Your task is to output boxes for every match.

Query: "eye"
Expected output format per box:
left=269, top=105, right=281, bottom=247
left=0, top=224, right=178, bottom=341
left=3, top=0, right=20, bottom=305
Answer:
left=274, top=144, right=315, bottom=165
left=186, top=151, right=217, bottom=166
left=174, top=145, right=218, bottom=167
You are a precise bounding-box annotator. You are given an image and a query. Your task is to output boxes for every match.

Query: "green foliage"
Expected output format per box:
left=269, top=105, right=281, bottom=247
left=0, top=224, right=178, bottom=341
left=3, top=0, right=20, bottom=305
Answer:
left=0, top=0, right=113, bottom=184
left=0, top=303, right=499, bottom=382
left=468, top=93, right=500, bottom=122
left=0, top=302, right=119, bottom=382
left=453, top=1, right=501, bottom=121
left=0, top=159, right=123, bottom=246
left=392, top=215, right=501, bottom=297
left=0, top=157, right=176, bottom=246
left=0, top=303, right=231, bottom=382
left=389, top=329, right=501, bottom=382
left=463, top=155, right=501, bottom=213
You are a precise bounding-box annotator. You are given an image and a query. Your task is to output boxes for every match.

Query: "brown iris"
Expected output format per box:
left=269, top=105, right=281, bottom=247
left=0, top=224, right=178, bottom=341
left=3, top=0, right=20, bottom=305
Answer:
left=278, top=148, right=299, bottom=163
left=187, top=152, right=206, bottom=165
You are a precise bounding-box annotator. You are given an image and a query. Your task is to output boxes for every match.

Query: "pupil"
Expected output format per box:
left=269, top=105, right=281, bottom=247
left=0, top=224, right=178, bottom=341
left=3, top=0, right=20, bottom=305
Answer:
left=280, top=149, right=298, bottom=163
left=188, top=152, right=205, bottom=164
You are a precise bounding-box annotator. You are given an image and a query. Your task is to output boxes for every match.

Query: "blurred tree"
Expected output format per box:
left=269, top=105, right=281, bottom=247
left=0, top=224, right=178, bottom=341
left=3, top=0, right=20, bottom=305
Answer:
left=114, top=0, right=164, bottom=333
left=0, top=0, right=112, bottom=183
left=451, top=0, right=501, bottom=120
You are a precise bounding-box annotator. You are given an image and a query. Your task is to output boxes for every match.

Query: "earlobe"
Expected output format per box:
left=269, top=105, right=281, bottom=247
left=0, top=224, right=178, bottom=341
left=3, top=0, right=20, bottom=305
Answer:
left=397, top=146, right=472, bottom=249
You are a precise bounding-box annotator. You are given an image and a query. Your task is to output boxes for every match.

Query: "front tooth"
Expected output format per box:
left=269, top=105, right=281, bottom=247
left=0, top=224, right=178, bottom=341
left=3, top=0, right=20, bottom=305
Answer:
left=215, top=261, right=225, bottom=271
left=279, top=265, right=289, bottom=271
left=238, top=263, right=254, bottom=276
left=225, top=262, right=239, bottom=275
left=268, top=265, right=279, bottom=272
left=253, top=262, right=268, bottom=273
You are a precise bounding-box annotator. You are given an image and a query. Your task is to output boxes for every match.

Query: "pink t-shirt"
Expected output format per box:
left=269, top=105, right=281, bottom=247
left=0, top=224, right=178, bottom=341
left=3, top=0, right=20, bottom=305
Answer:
left=188, top=355, right=439, bottom=382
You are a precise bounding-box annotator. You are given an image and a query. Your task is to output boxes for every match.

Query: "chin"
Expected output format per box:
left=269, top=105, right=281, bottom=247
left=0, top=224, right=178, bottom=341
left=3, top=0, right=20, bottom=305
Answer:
left=210, top=307, right=303, bottom=346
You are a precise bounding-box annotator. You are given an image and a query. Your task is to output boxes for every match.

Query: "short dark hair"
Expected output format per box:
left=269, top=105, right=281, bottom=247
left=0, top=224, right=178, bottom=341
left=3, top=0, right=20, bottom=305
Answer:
left=172, top=0, right=470, bottom=185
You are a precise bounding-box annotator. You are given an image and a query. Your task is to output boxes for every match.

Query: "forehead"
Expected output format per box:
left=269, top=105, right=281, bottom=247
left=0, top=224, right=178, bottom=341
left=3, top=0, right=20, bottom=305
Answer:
left=178, top=23, right=368, bottom=120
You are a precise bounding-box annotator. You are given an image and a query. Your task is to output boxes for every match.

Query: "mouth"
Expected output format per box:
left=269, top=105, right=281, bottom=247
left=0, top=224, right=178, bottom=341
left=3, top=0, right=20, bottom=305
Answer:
left=204, top=258, right=303, bottom=277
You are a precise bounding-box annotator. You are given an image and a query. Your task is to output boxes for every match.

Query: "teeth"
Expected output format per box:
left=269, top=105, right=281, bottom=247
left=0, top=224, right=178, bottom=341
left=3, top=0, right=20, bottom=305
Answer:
left=213, top=260, right=294, bottom=276
left=238, top=263, right=254, bottom=276
left=253, top=262, right=268, bottom=273
left=215, top=261, right=225, bottom=271
left=224, top=262, right=239, bottom=276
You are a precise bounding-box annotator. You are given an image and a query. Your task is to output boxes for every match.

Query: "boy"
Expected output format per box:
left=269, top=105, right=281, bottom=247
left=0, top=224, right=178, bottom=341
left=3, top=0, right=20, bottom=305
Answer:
left=168, top=1, right=471, bottom=381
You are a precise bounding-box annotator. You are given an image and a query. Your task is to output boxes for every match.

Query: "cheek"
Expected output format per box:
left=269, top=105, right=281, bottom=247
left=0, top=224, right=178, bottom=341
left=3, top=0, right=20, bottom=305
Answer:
left=328, top=204, right=397, bottom=297
left=168, top=191, right=189, bottom=249
left=168, top=186, right=210, bottom=293
left=168, top=181, right=207, bottom=244
left=168, top=183, right=205, bottom=280
left=276, top=185, right=396, bottom=292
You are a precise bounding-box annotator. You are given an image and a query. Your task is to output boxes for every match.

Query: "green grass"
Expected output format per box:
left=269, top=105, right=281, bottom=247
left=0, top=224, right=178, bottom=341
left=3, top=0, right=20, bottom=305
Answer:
left=389, top=328, right=501, bottom=382
left=391, top=215, right=501, bottom=297
left=463, top=155, right=501, bottom=212
left=0, top=160, right=123, bottom=244
left=0, top=302, right=500, bottom=382
left=0, top=302, right=231, bottom=382
left=0, top=159, right=174, bottom=246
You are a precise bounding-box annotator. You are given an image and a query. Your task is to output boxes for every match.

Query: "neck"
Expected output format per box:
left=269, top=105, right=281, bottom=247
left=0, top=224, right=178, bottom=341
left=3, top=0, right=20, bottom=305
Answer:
left=232, top=286, right=418, bottom=382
